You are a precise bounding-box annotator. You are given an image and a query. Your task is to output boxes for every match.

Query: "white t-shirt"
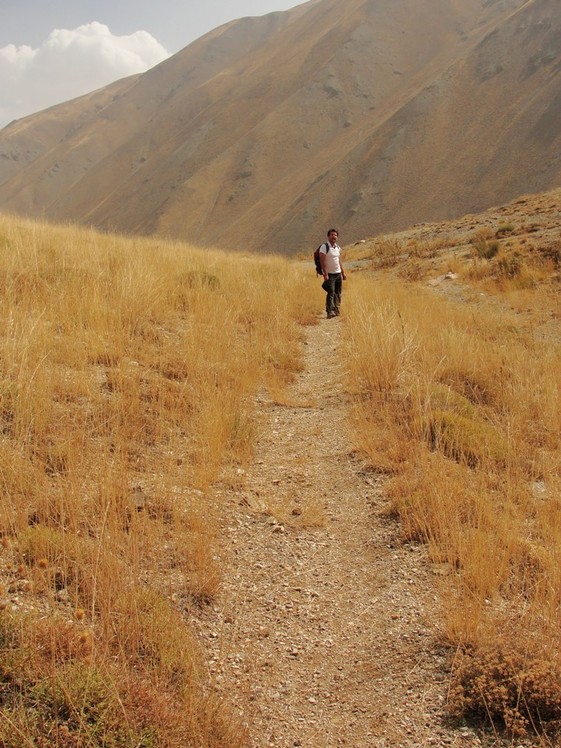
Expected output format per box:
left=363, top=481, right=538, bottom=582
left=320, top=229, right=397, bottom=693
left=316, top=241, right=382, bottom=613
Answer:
left=319, top=242, right=341, bottom=274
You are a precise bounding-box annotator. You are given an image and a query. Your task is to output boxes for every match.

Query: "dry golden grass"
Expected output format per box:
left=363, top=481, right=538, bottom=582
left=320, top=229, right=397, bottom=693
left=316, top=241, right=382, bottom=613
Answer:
left=343, top=265, right=561, bottom=737
left=0, top=213, right=318, bottom=746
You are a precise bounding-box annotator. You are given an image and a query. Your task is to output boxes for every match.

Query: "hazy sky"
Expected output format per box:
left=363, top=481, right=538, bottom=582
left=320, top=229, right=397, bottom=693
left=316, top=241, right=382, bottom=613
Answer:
left=0, top=0, right=306, bottom=128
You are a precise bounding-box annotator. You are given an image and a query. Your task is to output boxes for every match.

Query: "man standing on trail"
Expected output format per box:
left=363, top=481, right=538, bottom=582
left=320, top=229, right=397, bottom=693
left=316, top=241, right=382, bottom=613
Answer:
left=320, top=228, right=346, bottom=318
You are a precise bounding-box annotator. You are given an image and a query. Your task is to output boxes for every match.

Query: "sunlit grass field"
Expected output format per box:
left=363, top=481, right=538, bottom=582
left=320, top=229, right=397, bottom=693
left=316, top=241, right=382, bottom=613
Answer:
left=0, top=214, right=318, bottom=747
left=344, top=220, right=561, bottom=737
left=1, top=202, right=561, bottom=744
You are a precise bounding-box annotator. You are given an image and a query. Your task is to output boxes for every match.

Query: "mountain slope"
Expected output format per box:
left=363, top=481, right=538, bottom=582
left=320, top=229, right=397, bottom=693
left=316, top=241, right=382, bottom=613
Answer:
left=1, top=0, right=559, bottom=254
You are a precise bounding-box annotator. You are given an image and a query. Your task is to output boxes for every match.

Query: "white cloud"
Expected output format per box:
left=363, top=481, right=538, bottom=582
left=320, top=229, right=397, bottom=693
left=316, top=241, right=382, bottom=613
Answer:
left=0, top=22, right=170, bottom=127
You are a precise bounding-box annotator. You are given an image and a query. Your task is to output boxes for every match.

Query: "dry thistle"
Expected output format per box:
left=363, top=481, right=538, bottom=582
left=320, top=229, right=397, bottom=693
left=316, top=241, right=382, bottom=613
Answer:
left=78, top=630, right=94, bottom=654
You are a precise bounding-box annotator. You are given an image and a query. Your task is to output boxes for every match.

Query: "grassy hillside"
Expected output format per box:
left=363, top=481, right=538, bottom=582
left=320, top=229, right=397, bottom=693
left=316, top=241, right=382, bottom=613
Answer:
left=0, top=214, right=318, bottom=747
left=1, top=187, right=560, bottom=743
left=344, top=188, right=561, bottom=738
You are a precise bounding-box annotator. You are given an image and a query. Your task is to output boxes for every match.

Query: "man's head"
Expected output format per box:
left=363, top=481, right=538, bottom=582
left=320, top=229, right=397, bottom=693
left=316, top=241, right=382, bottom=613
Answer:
left=327, top=228, right=338, bottom=243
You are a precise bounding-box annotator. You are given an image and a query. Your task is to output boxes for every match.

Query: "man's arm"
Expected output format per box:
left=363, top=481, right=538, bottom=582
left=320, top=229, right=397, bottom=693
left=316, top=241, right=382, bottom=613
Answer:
left=320, top=249, right=328, bottom=279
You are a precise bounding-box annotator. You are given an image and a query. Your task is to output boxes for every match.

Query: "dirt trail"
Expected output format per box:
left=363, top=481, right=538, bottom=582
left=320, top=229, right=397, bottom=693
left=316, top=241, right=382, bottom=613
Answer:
left=198, top=316, right=477, bottom=748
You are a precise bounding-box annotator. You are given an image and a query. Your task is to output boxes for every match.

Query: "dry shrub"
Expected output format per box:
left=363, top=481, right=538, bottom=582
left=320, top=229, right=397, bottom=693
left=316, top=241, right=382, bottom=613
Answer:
left=397, top=258, right=428, bottom=281
left=370, top=237, right=404, bottom=268
left=449, top=642, right=561, bottom=738
left=536, top=239, right=561, bottom=268
left=0, top=607, right=246, bottom=748
left=470, top=229, right=500, bottom=260
left=408, top=235, right=451, bottom=258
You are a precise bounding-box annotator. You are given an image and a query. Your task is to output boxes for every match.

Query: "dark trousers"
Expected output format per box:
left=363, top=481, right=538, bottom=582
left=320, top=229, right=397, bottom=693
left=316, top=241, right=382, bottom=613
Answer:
left=325, top=273, right=342, bottom=316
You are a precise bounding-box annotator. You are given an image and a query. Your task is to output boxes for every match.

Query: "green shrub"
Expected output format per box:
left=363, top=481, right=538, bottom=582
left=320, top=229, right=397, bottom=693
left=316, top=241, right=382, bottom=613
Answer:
left=421, top=410, right=508, bottom=467
left=496, top=223, right=515, bottom=236
left=0, top=661, right=157, bottom=747
left=471, top=237, right=500, bottom=260
left=427, top=383, right=480, bottom=417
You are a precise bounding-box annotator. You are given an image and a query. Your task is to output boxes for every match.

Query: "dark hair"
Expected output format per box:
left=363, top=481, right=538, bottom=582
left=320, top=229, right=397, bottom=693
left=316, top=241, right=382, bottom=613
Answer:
left=327, top=228, right=338, bottom=237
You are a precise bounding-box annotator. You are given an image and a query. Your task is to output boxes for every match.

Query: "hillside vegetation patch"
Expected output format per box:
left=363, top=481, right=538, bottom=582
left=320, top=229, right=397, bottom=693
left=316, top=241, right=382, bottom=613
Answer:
left=0, top=214, right=318, bottom=746
left=343, top=195, right=561, bottom=740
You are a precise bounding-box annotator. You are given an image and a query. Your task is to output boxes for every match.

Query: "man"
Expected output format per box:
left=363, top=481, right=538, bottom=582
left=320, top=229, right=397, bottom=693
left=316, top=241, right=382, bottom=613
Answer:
left=319, top=228, right=346, bottom=318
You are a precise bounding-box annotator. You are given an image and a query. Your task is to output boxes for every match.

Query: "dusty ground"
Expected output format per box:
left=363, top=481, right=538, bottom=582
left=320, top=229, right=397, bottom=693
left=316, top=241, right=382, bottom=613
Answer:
left=193, top=314, right=491, bottom=748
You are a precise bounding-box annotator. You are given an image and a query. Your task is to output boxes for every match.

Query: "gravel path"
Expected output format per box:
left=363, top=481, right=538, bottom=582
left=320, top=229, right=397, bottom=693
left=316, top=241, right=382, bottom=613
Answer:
left=196, top=315, right=483, bottom=748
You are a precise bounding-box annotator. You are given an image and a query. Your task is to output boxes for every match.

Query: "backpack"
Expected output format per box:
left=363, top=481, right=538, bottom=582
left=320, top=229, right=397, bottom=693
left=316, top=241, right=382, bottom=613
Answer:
left=313, top=242, right=330, bottom=275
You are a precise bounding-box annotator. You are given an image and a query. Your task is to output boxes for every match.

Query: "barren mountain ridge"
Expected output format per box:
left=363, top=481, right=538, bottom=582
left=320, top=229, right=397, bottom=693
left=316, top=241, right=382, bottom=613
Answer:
left=0, top=0, right=560, bottom=254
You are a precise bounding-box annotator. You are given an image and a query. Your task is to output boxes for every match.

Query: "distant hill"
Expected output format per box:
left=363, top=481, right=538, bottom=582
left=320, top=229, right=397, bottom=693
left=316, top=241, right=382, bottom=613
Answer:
left=1, top=0, right=560, bottom=255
